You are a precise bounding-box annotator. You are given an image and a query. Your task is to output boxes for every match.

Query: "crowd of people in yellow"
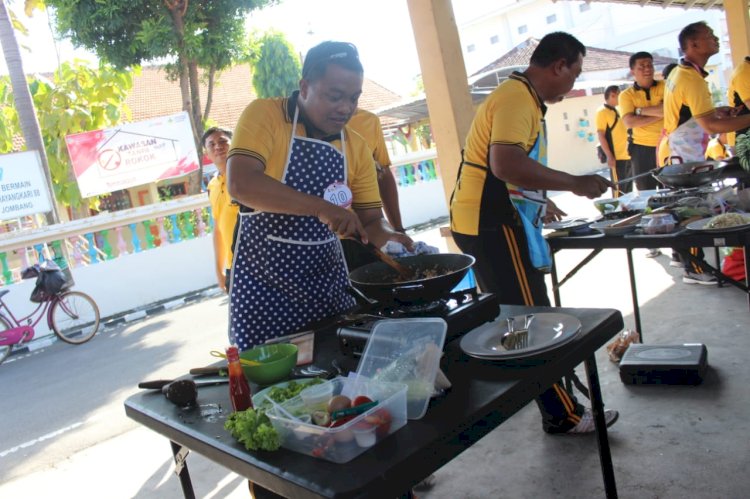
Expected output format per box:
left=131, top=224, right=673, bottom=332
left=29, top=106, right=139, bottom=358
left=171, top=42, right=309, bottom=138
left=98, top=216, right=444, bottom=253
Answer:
left=596, top=21, right=750, bottom=284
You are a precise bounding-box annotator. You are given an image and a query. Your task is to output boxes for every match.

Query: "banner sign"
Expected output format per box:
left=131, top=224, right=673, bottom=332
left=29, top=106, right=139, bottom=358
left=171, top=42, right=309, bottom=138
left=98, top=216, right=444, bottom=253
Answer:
left=0, top=150, right=52, bottom=220
left=65, top=112, right=199, bottom=198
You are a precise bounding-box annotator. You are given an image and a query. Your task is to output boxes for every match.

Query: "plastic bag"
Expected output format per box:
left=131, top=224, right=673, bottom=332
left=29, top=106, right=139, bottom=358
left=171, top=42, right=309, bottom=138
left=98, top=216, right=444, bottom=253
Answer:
left=606, top=329, right=641, bottom=363
left=28, top=261, right=71, bottom=303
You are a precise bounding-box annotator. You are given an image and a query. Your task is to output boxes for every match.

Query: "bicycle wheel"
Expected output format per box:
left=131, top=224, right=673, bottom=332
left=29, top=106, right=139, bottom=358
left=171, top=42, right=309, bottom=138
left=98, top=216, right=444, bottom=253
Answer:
left=0, top=316, right=13, bottom=365
left=50, top=291, right=100, bottom=344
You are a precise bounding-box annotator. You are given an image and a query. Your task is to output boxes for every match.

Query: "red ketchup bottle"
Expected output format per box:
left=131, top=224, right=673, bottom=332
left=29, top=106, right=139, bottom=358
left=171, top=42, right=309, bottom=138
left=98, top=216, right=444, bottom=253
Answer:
left=226, top=345, right=253, bottom=412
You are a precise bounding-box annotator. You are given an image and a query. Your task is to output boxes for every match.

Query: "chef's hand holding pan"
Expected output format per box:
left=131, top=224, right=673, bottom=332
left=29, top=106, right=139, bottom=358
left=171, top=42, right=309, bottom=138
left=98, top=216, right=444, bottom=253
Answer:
left=572, top=174, right=613, bottom=199
left=317, top=202, right=368, bottom=242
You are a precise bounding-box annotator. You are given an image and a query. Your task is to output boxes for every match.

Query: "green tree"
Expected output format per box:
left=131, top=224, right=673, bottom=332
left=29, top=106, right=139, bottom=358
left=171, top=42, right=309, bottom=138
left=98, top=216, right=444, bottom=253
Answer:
left=0, top=60, right=134, bottom=211
left=248, top=30, right=300, bottom=98
left=0, top=0, right=60, bottom=224
left=45, top=0, right=277, bottom=187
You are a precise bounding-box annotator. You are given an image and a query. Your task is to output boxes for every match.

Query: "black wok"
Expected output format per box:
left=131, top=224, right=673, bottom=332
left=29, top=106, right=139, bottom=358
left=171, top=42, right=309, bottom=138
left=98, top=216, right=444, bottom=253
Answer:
left=348, top=253, right=475, bottom=304
left=654, top=158, right=727, bottom=188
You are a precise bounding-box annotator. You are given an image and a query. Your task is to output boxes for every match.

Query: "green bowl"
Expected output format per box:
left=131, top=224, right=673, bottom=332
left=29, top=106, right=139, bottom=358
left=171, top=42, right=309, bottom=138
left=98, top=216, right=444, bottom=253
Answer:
left=240, top=343, right=298, bottom=386
left=593, top=198, right=620, bottom=214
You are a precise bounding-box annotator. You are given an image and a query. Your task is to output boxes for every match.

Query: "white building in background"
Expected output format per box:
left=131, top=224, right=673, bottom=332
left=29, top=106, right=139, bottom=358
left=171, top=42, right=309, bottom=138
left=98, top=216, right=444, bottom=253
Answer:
left=455, top=0, right=731, bottom=93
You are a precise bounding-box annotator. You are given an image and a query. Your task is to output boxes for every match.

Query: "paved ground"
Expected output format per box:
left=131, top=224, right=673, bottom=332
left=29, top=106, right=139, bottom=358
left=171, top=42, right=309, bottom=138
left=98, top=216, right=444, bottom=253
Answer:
left=1, top=190, right=749, bottom=498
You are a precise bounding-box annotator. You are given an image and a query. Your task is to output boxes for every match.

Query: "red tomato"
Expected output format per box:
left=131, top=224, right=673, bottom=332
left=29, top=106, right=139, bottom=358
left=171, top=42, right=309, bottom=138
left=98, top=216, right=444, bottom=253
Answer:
left=364, top=408, right=392, bottom=438
left=329, top=415, right=354, bottom=428
left=352, top=395, right=374, bottom=407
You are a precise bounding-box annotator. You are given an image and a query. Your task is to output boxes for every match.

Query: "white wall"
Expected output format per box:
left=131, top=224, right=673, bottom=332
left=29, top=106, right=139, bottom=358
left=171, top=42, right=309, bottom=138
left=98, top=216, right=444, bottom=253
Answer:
left=6, top=236, right=215, bottom=340
left=547, top=94, right=605, bottom=175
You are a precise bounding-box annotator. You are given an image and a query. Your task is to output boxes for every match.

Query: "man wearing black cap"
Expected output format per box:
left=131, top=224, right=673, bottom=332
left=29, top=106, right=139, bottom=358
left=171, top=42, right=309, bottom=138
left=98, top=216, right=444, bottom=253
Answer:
left=226, top=41, right=413, bottom=353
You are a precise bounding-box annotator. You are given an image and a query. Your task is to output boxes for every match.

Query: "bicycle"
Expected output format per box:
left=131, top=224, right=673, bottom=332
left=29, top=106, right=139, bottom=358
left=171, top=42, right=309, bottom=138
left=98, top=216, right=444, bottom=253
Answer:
left=0, top=261, right=100, bottom=365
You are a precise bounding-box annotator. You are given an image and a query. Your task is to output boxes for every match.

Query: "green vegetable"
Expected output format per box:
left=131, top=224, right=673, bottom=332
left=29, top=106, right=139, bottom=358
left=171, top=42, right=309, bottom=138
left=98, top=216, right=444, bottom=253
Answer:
left=224, top=408, right=281, bottom=451
left=266, top=378, right=325, bottom=404
left=736, top=133, right=750, bottom=173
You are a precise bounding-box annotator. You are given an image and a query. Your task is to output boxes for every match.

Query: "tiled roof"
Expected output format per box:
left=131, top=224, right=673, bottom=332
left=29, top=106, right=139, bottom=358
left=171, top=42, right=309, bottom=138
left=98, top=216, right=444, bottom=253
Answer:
left=471, top=38, right=676, bottom=77
left=124, top=64, right=402, bottom=130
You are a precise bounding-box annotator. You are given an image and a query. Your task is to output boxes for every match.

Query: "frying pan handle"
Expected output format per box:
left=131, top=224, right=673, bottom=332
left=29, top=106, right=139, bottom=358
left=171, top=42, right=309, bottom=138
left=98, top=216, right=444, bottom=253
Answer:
left=667, top=156, right=684, bottom=165
left=138, top=379, right=172, bottom=390
left=691, top=163, right=715, bottom=174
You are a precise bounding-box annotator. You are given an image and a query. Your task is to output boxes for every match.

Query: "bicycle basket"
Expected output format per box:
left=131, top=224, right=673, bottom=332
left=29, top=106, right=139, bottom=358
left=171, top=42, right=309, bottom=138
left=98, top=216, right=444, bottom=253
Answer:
left=30, top=268, right=71, bottom=303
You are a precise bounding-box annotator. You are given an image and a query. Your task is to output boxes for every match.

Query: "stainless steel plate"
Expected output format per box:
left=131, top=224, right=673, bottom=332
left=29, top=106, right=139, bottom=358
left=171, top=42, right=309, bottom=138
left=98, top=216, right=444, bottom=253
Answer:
left=544, top=218, right=590, bottom=231
left=459, top=313, right=582, bottom=360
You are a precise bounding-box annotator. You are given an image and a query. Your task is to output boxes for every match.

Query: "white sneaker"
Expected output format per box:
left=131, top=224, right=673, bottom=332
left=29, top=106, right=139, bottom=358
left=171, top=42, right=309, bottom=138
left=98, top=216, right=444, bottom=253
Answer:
left=645, top=248, right=662, bottom=258
left=683, top=272, right=717, bottom=285
left=565, top=408, right=619, bottom=434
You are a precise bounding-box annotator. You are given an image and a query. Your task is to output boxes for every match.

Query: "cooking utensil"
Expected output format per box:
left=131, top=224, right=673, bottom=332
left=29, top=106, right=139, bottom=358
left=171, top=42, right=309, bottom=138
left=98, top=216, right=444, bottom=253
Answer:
left=189, top=366, right=226, bottom=376
left=138, top=378, right=228, bottom=406
left=614, top=169, right=659, bottom=186
left=356, top=238, right=416, bottom=281
left=210, top=350, right=261, bottom=366
left=348, top=253, right=475, bottom=304
left=655, top=158, right=727, bottom=188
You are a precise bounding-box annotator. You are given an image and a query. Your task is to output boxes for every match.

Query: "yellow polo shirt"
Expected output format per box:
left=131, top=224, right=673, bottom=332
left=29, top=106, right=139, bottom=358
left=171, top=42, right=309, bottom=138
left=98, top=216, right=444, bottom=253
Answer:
left=617, top=80, right=665, bottom=147
left=595, top=105, right=630, bottom=160
left=207, top=173, right=239, bottom=270
left=728, top=57, right=750, bottom=144
left=663, top=61, right=714, bottom=163
left=451, top=73, right=545, bottom=235
left=229, top=94, right=382, bottom=211
left=347, top=109, right=391, bottom=167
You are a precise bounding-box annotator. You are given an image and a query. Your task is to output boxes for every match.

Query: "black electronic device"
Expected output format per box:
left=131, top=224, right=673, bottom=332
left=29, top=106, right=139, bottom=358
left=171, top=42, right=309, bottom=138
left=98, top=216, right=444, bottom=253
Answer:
left=619, top=343, right=708, bottom=385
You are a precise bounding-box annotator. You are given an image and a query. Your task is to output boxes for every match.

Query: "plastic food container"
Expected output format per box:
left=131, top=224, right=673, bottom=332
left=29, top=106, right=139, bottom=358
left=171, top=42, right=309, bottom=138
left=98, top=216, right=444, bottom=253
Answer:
left=641, top=213, right=677, bottom=234
left=357, top=318, right=447, bottom=420
left=266, top=376, right=407, bottom=463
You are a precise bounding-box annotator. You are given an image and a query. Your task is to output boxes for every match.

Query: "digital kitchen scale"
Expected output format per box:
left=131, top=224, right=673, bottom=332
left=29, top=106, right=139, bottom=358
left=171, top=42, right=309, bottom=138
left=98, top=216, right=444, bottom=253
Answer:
left=619, top=343, right=708, bottom=385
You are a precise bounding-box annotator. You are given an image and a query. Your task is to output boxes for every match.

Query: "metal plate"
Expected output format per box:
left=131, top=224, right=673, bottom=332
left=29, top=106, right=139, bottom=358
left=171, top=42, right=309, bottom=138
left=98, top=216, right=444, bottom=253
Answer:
left=589, top=219, right=638, bottom=236
left=459, top=313, right=582, bottom=360
left=685, top=214, right=750, bottom=233
left=544, top=218, right=591, bottom=231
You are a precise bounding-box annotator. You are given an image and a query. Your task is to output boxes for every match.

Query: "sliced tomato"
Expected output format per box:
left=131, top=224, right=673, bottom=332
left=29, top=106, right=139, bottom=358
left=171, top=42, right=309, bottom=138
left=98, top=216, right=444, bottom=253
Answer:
left=329, top=414, right=355, bottom=428
left=352, top=395, right=373, bottom=407
left=364, top=408, right=392, bottom=438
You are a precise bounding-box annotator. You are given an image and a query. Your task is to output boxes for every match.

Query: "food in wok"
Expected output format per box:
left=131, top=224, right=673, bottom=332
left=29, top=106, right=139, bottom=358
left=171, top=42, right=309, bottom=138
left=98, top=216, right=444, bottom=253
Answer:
left=705, top=213, right=750, bottom=229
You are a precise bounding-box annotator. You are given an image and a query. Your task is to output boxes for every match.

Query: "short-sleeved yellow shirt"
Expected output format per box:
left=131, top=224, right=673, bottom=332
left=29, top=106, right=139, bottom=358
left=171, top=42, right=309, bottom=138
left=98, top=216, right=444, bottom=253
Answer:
left=728, top=57, right=750, bottom=143
left=617, top=81, right=665, bottom=147
left=347, top=109, right=391, bottom=167
left=595, top=105, right=630, bottom=160
left=663, top=61, right=714, bottom=162
left=450, top=73, right=545, bottom=235
left=228, top=94, right=382, bottom=211
left=207, top=173, right=239, bottom=270
left=729, top=57, right=750, bottom=108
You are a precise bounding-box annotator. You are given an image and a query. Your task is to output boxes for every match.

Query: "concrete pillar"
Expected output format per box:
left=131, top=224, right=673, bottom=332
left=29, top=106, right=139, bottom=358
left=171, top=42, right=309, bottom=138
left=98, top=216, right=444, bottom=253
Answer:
left=724, top=0, right=750, bottom=67
left=406, top=0, right=474, bottom=251
left=406, top=0, right=473, bottom=205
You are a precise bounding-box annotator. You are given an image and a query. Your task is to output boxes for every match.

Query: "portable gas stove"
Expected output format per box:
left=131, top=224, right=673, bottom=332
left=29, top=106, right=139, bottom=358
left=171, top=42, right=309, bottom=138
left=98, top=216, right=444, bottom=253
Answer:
left=647, top=186, right=716, bottom=209
left=337, top=288, right=500, bottom=356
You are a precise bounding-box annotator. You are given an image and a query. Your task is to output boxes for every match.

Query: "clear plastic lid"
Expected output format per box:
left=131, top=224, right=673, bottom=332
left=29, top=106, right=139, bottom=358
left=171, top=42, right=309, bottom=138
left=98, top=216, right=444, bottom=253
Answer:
left=357, top=318, right=447, bottom=419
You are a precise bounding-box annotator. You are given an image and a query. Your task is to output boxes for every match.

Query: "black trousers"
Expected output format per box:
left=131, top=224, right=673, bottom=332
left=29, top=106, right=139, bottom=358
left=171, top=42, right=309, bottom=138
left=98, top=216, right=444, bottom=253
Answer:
left=612, top=160, right=633, bottom=194
left=628, top=143, right=659, bottom=191
left=453, top=224, right=585, bottom=432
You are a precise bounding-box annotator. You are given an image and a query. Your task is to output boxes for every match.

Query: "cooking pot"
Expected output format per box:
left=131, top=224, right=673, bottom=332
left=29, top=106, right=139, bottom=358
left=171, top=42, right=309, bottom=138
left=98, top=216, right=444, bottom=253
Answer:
left=348, top=253, right=475, bottom=305
left=654, top=158, right=727, bottom=188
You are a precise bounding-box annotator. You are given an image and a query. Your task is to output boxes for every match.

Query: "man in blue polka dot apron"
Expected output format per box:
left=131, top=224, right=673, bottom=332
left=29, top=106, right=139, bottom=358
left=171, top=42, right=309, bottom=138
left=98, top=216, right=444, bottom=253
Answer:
left=226, top=41, right=414, bottom=353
